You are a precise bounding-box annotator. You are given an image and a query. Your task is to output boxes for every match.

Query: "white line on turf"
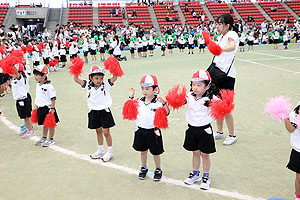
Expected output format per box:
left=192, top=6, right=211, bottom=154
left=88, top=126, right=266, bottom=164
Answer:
left=0, top=114, right=266, bottom=200
left=248, top=51, right=300, bottom=61
left=236, top=58, right=300, bottom=74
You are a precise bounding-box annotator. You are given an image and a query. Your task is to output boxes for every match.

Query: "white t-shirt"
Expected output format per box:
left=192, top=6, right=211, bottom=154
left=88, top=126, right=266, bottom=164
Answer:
left=186, top=93, right=216, bottom=127
left=90, top=42, right=97, bottom=50
left=32, top=45, right=40, bottom=62
left=188, top=37, right=194, bottom=45
left=83, top=40, right=89, bottom=51
left=35, top=81, right=56, bottom=108
left=198, top=37, right=205, bottom=45
left=99, top=40, right=106, bottom=48
left=167, top=37, right=173, bottom=45
left=11, top=75, right=29, bottom=100
left=213, top=31, right=239, bottom=78
left=111, top=41, right=121, bottom=55
left=135, top=96, right=163, bottom=129
left=83, top=79, right=113, bottom=110
left=179, top=38, right=186, bottom=45
left=283, top=35, right=288, bottom=42
left=289, top=107, right=300, bottom=152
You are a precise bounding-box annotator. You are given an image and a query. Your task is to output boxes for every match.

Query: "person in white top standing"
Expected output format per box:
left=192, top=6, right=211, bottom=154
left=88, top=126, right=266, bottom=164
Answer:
left=73, top=66, right=118, bottom=162
left=285, top=102, right=300, bottom=200
left=211, top=14, right=239, bottom=146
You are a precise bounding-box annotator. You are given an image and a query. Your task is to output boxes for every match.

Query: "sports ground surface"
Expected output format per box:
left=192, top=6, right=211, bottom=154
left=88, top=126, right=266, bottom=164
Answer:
left=0, top=44, right=300, bottom=200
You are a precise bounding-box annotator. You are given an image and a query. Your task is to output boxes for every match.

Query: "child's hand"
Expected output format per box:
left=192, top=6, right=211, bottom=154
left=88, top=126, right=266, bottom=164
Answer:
left=129, top=88, right=135, bottom=98
left=50, top=108, right=55, bottom=114
left=157, top=97, right=166, bottom=104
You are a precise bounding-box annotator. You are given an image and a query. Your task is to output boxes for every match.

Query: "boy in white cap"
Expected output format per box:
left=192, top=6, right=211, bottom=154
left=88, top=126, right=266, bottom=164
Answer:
left=33, top=65, right=59, bottom=147
left=128, top=74, right=170, bottom=181
left=73, top=65, right=118, bottom=162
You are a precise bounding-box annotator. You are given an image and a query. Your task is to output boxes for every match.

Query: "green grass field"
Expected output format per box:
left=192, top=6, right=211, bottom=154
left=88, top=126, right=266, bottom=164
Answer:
left=0, top=44, right=300, bottom=200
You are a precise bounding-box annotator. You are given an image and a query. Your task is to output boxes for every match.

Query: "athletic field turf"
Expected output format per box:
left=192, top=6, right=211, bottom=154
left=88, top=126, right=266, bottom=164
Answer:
left=1, top=44, right=300, bottom=200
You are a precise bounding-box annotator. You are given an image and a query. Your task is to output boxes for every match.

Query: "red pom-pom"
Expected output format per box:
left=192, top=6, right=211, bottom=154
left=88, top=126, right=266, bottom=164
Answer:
left=72, top=37, right=78, bottom=41
left=49, top=58, right=59, bottom=66
left=66, top=41, right=70, bottom=48
left=0, top=56, right=18, bottom=75
left=123, top=99, right=139, bottom=120
left=38, top=43, right=44, bottom=52
left=210, top=89, right=235, bottom=120
left=57, top=39, right=61, bottom=44
left=207, top=41, right=223, bottom=56
left=202, top=31, right=211, bottom=44
left=26, top=45, right=33, bottom=53
left=21, top=46, right=27, bottom=54
left=68, top=56, right=84, bottom=77
left=31, top=108, right=38, bottom=124
left=165, top=84, right=187, bottom=110
left=154, top=107, right=168, bottom=129
left=44, top=113, right=57, bottom=128
left=0, top=45, right=6, bottom=55
left=104, top=56, right=124, bottom=77
left=11, top=50, right=24, bottom=60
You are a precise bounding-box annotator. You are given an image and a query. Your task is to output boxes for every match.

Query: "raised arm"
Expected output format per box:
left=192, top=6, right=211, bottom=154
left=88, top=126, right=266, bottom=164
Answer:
left=110, top=74, right=118, bottom=84
left=74, top=76, right=84, bottom=87
left=285, top=119, right=296, bottom=133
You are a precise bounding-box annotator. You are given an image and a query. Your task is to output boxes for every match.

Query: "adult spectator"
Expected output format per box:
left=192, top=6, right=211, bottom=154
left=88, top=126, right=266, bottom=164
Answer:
left=132, top=9, right=137, bottom=18
left=185, top=3, right=188, bottom=12
left=261, top=19, right=268, bottom=35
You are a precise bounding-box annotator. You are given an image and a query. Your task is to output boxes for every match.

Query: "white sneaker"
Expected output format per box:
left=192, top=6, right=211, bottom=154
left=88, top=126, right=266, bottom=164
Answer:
left=200, top=177, right=210, bottom=190
left=18, top=129, right=27, bottom=136
left=35, top=137, right=47, bottom=146
left=42, top=139, right=55, bottom=147
left=102, top=151, right=113, bottom=162
left=184, top=173, right=201, bottom=185
left=90, top=149, right=104, bottom=159
left=214, top=132, right=224, bottom=140
left=22, top=130, right=35, bottom=139
left=222, top=136, right=237, bottom=146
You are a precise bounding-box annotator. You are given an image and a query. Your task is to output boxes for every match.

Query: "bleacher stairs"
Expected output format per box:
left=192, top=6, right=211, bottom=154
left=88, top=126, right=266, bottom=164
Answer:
left=228, top=4, right=244, bottom=24
left=176, top=4, right=186, bottom=25
left=254, top=2, right=273, bottom=22
left=201, top=4, right=216, bottom=21
left=93, top=7, right=98, bottom=26
left=281, top=1, right=299, bottom=19
left=61, top=8, right=69, bottom=26
left=3, top=7, right=12, bottom=30
left=46, top=8, right=60, bottom=32
left=148, top=6, right=161, bottom=35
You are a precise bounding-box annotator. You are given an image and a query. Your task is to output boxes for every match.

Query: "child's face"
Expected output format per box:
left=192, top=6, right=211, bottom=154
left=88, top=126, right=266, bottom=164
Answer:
left=191, top=81, right=209, bottom=97
left=141, top=86, right=156, bottom=98
left=34, top=74, right=46, bottom=83
left=12, top=70, right=21, bottom=79
left=90, top=74, right=104, bottom=87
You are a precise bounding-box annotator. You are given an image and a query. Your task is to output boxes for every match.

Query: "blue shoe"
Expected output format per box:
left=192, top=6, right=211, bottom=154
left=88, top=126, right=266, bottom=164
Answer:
left=84, top=61, right=88, bottom=64
left=20, top=124, right=26, bottom=131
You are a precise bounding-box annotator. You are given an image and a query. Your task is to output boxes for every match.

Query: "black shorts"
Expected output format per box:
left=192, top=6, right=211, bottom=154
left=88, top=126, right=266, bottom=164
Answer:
left=183, top=124, right=216, bottom=154
left=274, top=39, right=279, bottom=44
left=108, top=49, right=114, bottom=55
left=188, top=44, right=194, bottom=49
left=199, top=44, right=205, bottom=49
left=60, top=55, right=67, bottom=62
left=16, top=93, right=32, bottom=119
left=88, top=109, right=115, bottom=129
left=54, top=56, right=59, bottom=60
left=167, top=44, right=173, bottom=49
left=148, top=45, right=154, bottom=50
left=247, top=41, right=254, bottom=45
left=178, top=44, right=183, bottom=49
left=37, top=106, right=60, bottom=126
left=214, top=76, right=235, bottom=94
left=287, top=149, right=300, bottom=174
left=161, top=46, right=166, bottom=51
left=91, top=49, right=96, bottom=55
left=138, top=47, right=142, bottom=52
left=33, top=61, right=40, bottom=66
left=283, top=41, right=288, bottom=46
left=239, top=42, right=244, bottom=47
left=142, top=46, right=147, bottom=52
left=100, top=47, right=105, bottom=53
left=130, top=48, right=135, bottom=54
left=84, top=51, right=88, bottom=57
left=133, top=127, right=164, bottom=155
left=43, top=58, right=49, bottom=65
left=70, top=54, right=77, bottom=59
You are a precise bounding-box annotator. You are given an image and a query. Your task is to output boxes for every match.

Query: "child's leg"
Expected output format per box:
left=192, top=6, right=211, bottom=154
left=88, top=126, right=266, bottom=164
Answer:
left=200, top=152, right=211, bottom=173
left=153, top=154, right=161, bottom=168
left=43, top=126, right=48, bottom=137
left=49, top=127, right=55, bottom=139
left=24, top=117, right=33, bottom=131
left=103, top=128, right=112, bottom=147
left=141, top=150, right=148, bottom=166
left=193, top=150, right=201, bottom=170
left=96, top=128, right=104, bottom=145
left=296, top=173, right=300, bottom=197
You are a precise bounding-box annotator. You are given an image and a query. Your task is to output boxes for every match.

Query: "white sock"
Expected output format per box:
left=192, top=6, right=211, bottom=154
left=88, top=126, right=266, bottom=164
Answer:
left=98, top=145, right=104, bottom=153
left=107, top=146, right=113, bottom=153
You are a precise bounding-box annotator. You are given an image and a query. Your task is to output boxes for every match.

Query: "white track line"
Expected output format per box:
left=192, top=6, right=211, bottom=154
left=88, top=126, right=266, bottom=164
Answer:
left=248, top=51, right=300, bottom=61
left=0, top=113, right=265, bottom=200
left=236, top=58, right=300, bottom=75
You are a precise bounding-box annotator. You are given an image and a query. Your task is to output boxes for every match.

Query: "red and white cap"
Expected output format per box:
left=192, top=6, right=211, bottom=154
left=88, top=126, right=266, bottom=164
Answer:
left=35, top=65, right=49, bottom=76
left=140, top=74, right=160, bottom=94
left=89, top=65, right=105, bottom=75
left=14, top=63, right=24, bottom=72
left=192, top=70, right=211, bottom=82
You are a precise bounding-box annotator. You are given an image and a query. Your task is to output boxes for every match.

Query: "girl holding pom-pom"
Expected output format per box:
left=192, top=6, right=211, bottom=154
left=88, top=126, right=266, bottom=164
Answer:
left=127, top=74, right=169, bottom=181
left=285, top=102, right=300, bottom=200
left=183, top=70, right=217, bottom=190
left=33, top=65, right=59, bottom=147
left=73, top=66, right=118, bottom=162
left=209, top=14, right=239, bottom=145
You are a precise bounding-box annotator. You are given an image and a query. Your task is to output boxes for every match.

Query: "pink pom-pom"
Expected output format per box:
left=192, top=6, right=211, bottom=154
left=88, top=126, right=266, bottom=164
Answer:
left=202, top=31, right=211, bottom=44
left=49, top=59, right=59, bottom=66
left=0, top=56, right=18, bottom=75
left=68, top=56, right=84, bottom=77
left=210, top=89, right=235, bottom=120
left=208, top=41, right=223, bottom=56
left=104, top=56, right=124, bottom=77
left=154, top=107, right=168, bottom=129
left=44, top=113, right=57, bottom=128
left=165, top=84, right=187, bottom=110
left=0, top=45, right=6, bottom=55
left=31, top=108, right=38, bottom=124
left=26, top=45, right=33, bottom=53
left=123, top=99, right=139, bottom=120
left=264, top=96, right=291, bottom=122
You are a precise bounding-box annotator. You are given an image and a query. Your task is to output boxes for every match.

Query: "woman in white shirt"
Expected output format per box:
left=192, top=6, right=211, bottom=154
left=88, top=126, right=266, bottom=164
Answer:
left=211, top=14, right=239, bottom=146
left=109, top=36, right=127, bottom=61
